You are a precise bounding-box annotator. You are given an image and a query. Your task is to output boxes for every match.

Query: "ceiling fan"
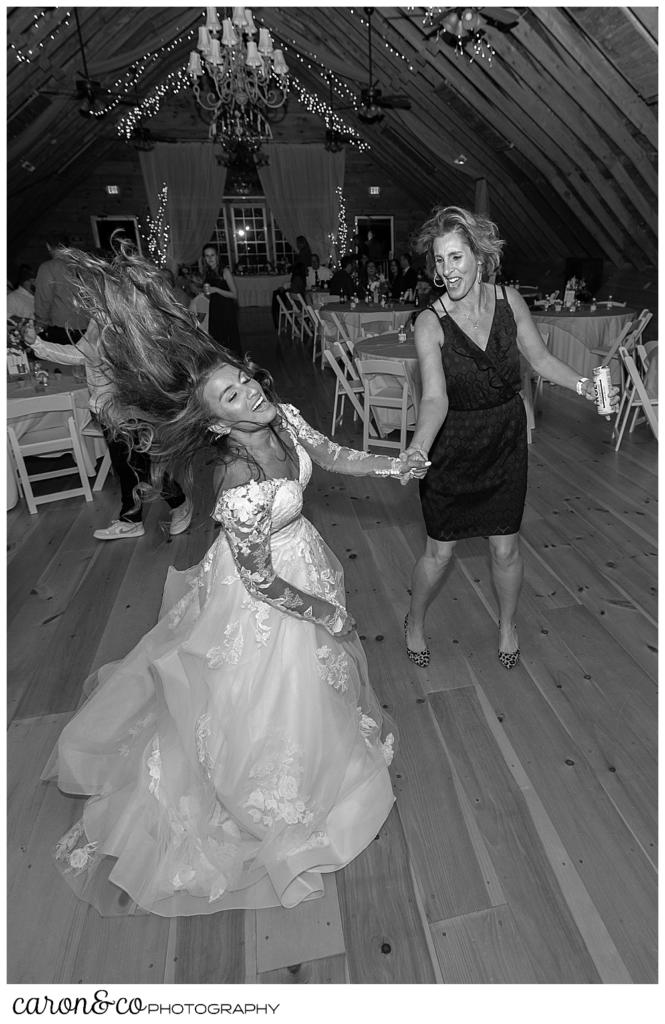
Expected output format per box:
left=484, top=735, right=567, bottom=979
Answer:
left=423, top=7, right=521, bottom=42
left=37, top=10, right=136, bottom=118
left=357, top=8, right=411, bottom=124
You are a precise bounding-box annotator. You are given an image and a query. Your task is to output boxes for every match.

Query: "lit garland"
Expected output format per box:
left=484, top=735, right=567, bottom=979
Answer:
left=117, top=65, right=191, bottom=138
left=336, top=186, right=348, bottom=262
left=352, top=8, right=415, bottom=72
left=145, top=184, right=169, bottom=266
left=289, top=79, right=370, bottom=152
left=9, top=8, right=72, bottom=64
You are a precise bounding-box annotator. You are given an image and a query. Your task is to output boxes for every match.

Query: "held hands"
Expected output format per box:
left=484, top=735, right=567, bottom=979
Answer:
left=398, top=447, right=431, bottom=487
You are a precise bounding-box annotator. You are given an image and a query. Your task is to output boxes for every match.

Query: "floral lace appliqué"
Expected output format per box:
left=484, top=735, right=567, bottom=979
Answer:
left=147, top=736, right=161, bottom=798
left=54, top=819, right=99, bottom=876
left=244, top=737, right=314, bottom=829
left=315, top=644, right=350, bottom=693
left=207, top=620, right=244, bottom=667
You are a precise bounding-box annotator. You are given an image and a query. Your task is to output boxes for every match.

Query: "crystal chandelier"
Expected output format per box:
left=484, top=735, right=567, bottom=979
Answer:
left=188, top=7, right=289, bottom=158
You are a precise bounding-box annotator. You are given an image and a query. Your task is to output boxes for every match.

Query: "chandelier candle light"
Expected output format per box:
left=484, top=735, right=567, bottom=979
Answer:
left=188, top=7, right=289, bottom=157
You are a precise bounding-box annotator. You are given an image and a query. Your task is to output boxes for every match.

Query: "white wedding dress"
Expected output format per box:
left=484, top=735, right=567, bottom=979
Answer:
left=48, top=405, right=395, bottom=916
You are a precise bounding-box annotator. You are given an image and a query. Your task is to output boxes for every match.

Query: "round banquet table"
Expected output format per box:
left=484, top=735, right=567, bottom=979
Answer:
left=6, top=370, right=101, bottom=511
left=320, top=301, right=417, bottom=341
left=354, top=332, right=421, bottom=436
left=532, top=306, right=635, bottom=380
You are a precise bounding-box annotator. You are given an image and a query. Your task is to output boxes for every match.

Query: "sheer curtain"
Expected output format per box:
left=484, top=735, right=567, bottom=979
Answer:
left=139, top=143, right=227, bottom=266
left=258, top=145, right=345, bottom=262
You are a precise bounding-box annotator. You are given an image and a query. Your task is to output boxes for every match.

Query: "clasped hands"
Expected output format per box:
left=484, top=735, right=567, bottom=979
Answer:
left=397, top=447, right=431, bottom=486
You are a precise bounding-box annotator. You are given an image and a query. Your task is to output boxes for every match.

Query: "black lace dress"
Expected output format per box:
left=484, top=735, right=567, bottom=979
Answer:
left=419, top=285, right=527, bottom=541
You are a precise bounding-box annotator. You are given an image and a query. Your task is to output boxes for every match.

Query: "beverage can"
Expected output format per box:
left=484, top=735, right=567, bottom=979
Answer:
left=593, top=365, right=614, bottom=415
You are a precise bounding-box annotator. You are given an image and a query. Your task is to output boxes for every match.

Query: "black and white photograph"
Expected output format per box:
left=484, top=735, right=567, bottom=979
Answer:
left=5, top=5, right=657, bottom=1014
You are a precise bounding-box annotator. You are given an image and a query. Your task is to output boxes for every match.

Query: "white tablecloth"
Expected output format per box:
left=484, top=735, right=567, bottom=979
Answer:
left=234, top=275, right=291, bottom=307
left=532, top=308, right=634, bottom=379
left=7, top=375, right=102, bottom=510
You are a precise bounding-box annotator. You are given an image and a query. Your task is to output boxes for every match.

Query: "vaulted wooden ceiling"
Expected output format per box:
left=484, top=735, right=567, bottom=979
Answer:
left=7, top=7, right=658, bottom=269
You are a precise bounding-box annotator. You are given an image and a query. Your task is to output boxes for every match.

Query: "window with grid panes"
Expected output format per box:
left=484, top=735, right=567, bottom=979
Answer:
left=209, top=201, right=293, bottom=273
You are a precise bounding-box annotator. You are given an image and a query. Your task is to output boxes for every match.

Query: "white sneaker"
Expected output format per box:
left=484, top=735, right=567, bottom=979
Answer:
left=169, top=499, right=193, bottom=535
left=93, top=520, right=145, bottom=541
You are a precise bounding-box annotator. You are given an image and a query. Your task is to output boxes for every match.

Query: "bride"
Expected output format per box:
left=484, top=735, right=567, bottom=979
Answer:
left=43, top=245, right=429, bottom=917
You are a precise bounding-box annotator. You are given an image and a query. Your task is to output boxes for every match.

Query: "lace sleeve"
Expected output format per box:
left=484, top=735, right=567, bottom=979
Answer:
left=217, top=481, right=350, bottom=635
left=280, top=404, right=403, bottom=478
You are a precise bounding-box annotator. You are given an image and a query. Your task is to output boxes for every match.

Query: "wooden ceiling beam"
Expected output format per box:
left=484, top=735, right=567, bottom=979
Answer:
left=390, top=15, right=621, bottom=263
left=316, top=8, right=565, bottom=261
left=530, top=7, right=657, bottom=147
left=487, top=27, right=656, bottom=265
left=509, top=16, right=657, bottom=201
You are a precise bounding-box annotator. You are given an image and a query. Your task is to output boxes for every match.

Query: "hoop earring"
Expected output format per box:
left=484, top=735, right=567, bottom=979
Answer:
left=433, top=271, right=445, bottom=288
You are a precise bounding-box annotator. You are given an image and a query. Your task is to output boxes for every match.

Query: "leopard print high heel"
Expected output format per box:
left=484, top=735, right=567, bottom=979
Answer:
left=498, top=621, right=520, bottom=669
left=404, top=614, right=430, bottom=668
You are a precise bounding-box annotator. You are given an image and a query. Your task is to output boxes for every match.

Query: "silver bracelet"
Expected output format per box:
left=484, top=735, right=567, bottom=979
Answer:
left=576, top=377, right=590, bottom=397
left=410, top=444, right=429, bottom=461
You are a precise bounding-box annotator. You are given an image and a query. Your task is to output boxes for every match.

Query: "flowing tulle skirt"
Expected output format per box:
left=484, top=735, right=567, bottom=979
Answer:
left=46, top=515, right=394, bottom=916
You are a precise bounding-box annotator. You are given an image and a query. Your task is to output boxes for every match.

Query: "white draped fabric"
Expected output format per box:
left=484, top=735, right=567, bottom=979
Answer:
left=139, top=143, right=227, bottom=266
left=258, top=145, right=345, bottom=261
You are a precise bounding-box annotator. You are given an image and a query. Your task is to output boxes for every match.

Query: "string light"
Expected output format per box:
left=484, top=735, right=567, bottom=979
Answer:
left=145, top=183, right=169, bottom=266
left=10, top=9, right=72, bottom=64
left=336, top=186, right=348, bottom=261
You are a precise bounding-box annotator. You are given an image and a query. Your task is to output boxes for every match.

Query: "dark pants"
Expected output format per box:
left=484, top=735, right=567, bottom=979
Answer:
left=45, top=325, right=83, bottom=345
left=104, top=430, right=185, bottom=523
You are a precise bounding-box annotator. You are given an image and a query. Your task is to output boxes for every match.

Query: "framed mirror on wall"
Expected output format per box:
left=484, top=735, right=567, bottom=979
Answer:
left=354, top=215, right=394, bottom=266
left=90, top=215, right=142, bottom=255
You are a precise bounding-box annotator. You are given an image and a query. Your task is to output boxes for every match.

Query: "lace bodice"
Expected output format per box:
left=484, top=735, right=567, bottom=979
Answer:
left=212, top=406, right=312, bottom=535
left=210, top=404, right=403, bottom=636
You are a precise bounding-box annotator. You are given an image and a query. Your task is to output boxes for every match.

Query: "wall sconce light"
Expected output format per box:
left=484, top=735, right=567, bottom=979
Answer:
left=454, top=154, right=467, bottom=165
left=106, top=185, right=120, bottom=195
left=369, top=186, right=381, bottom=196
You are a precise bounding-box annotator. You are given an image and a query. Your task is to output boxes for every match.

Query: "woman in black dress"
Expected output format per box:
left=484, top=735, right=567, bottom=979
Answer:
left=402, top=207, right=618, bottom=669
left=202, top=244, right=241, bottom=358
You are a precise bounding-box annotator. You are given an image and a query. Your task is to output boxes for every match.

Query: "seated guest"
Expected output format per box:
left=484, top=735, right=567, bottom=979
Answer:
left=388, top=258, right=403, bottom=301
left=7, top=267, right=35, bottom=319
left=360, top=261, right=382, bottom=301
left=34, top=234, right=89, bottom=343
left=399, top=253, right=418, bottom=300
left=306, top=254, right=332, bottom=290
left=328, top=258, right=356, bottom=300
left=415, top=268, right=433, bottom=306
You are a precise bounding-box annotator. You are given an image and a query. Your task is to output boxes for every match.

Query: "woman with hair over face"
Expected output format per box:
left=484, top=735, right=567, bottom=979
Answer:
left=43, top=245, right=428, bottom=917
left=402, top=206, right=618, bottom=671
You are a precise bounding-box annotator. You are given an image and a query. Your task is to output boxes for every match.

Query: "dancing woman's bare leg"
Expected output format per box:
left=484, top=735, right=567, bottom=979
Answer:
left=488, top=532, right=523, bottom=654
left=406, top=536, right=456, bottom=651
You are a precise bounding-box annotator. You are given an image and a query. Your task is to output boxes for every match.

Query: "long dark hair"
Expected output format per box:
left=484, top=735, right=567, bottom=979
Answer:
left=60, top=244, right=281, bottom=502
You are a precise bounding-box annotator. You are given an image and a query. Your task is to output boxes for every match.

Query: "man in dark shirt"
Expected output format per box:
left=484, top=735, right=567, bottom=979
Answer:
left=399, top=253, right=418, bottom=297
left=328, top=258, right=356, bottom=299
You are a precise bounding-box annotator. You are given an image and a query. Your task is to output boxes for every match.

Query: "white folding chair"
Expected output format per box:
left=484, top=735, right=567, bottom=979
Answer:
left=292, top=293, right=315, bottom=345
left=614, top=346, right=658, bottom=451
left=355, top=356, right=417, bottom=453
left=7, top=393, right=94, bottom=514
left=275, top=293, right=296, bottom=337
left=309, top=306, right=337, bottom=369
left=79, top=413, right=112, bottom=491
left=328, top=311, right=355, bottom=349
left=324, top=344, right=368, bottom=437
left=593, top=308, right=652, bottom=368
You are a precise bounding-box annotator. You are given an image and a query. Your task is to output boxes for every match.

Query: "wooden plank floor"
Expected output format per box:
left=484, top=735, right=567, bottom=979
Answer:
left=6, top=309, right=657, bottom=984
